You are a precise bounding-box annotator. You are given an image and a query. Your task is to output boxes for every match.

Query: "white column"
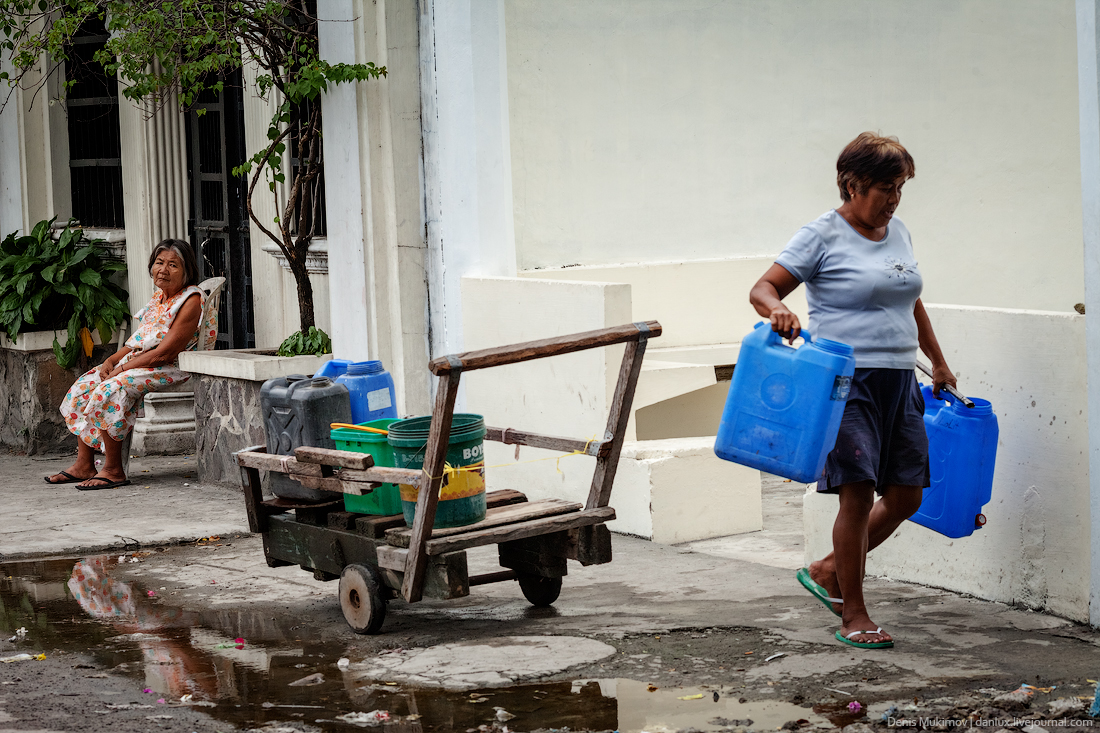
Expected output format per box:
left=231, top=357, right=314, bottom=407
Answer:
left=420, top=0, right=517, bottom=359
left=318, top=0, right=373, bottom=362
left=317, top=0, right=432, bottom=415
left=118, top=90, right=189, bottom=311
left=0, top=58, right=23, bottom=237
left=1076, top=0, right=1100, bottom=628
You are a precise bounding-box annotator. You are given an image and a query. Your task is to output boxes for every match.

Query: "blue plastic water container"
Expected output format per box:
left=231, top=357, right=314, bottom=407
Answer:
left=910, top=385, right=998, bottom=538
left=315, top=358, right=352, bottom=379
left=714, top=322, right=856, bottom=482
left=335, top=360, right=398, bottom=424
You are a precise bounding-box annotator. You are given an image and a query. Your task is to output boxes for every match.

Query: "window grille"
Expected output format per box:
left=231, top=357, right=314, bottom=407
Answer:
left=287, top=1, right=326, bottom=238
left=289, top=96, right=327, bottom=237
left=65, top=17, right=124, bottom=228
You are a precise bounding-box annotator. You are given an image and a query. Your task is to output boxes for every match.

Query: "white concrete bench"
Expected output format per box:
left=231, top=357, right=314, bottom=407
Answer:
left=461, top=272, right=785, bottom=543
left=516, top=257, right=809, bottom=441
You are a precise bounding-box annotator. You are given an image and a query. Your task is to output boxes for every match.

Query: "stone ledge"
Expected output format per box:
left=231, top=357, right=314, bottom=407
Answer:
left=1, top=329, right=119, bottom=352
left=0, top=343, right=114, bottom=453
left=180, top=348, right=330, bottom=382
left=613, top=437, right=762, bottom=543
left=261, top=238, right=328, bottom=274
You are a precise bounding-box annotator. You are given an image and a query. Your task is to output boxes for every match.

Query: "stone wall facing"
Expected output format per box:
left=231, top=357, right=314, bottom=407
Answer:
left=0, top=344, right=112, bottom=454
left=193, top=373, right=266, bottom=487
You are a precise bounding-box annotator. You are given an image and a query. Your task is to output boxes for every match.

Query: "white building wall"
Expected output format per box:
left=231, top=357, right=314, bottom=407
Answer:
left=421, top=0, right=517, bottom=361
left=504, top=0, right=1083, bottom=314
left=464, top=0, right=1095, bottom=617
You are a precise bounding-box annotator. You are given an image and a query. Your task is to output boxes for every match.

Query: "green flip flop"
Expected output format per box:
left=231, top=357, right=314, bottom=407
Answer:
left=835, top=627, right=893, bottom=649
left=796, top=567, right=843, bottom=617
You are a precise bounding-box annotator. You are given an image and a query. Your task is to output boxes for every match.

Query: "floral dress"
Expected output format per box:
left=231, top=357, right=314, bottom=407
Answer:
left=60, top=285, right=211, bottom=451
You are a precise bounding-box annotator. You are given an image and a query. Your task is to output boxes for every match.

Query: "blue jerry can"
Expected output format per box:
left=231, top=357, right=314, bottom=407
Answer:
left=335, top=361, right=399, bottom=424
left=715, top=322, right=856, bottom=482
left=910, top=385, right=998, bottom=538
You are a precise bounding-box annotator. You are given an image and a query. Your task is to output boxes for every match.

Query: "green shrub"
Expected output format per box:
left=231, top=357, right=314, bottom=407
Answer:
left=277, top=326, right=332, bottom=357
left=0, top=218, right=129, bottom=368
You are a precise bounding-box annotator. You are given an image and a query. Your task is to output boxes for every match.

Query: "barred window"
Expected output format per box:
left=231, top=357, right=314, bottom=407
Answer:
left=289, top=97, right=327, bottom=237
left=65, top=17, right=124, bottom=228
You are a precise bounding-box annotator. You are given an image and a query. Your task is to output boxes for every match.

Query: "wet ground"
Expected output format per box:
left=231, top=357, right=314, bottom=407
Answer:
left=4, top=463, right=1100, bottom=732
left=0, top=554, right=842, bottom=732
left=2, top=552, right=1098, bottom=733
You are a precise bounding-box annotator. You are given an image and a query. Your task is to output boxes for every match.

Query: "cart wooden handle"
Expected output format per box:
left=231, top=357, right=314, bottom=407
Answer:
left=402, top=320, right=660, bottom=604
left=428, top=320, right=661, bottom=375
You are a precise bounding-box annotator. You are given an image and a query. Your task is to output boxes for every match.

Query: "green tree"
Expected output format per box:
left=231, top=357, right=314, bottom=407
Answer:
left=0, top=0, right=385, bottom=346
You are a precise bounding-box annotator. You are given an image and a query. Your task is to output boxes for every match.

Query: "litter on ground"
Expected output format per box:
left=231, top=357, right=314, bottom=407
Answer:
left=335, top=710, right=390, bottom=726
left=289, top=672, right=325, bottom=686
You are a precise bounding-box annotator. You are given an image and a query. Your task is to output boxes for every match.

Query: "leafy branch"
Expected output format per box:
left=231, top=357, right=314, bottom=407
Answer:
left=0, top=0, right=386, bottom=337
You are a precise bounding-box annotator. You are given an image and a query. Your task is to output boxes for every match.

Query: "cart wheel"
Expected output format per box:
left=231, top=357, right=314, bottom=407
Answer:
left=517, top=573, right=562, bottom=607
left=339, top=564, right=386, bottom=634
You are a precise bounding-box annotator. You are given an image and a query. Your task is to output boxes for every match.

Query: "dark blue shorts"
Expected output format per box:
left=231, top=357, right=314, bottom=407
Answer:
left=817, top=368, right=930, bottom=494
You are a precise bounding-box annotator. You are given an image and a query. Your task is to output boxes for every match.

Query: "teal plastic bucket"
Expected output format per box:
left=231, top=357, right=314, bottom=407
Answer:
left=331, top=418, right=403, bottom=515
left=387, top=414, right=487, bottom=528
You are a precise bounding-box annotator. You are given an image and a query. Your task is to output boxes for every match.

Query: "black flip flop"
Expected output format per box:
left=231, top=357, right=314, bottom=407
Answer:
left=44, top=470, right=85, bottom=485
left=76, top=477, right=132, bottom=491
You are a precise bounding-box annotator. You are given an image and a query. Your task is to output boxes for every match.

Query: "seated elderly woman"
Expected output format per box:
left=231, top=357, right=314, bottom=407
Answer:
left=45, top=239, right=211, bottom=490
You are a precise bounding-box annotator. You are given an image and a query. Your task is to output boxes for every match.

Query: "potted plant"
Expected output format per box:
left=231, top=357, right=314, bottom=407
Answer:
left=0, top=218, right=129, bottom=368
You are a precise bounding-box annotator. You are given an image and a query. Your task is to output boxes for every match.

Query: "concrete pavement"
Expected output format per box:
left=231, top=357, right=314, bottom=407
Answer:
left=2, top=449, right=1098, bottom=733
left=2, top=450, right=248, bottom=559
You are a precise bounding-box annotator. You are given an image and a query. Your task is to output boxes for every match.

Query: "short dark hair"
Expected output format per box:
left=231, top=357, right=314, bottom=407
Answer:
left=836, top=132, right=915, bottom=202
left=148, top=239, right=200, bottom=288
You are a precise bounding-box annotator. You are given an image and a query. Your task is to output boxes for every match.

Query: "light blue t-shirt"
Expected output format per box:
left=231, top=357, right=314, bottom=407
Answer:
left=775, top=210, right=923, bottom=369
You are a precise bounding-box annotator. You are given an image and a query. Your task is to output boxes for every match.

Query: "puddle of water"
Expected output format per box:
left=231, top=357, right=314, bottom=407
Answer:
left=0, top=556, right=836, bottom=732
left=591, top=680, right=828, bottom=732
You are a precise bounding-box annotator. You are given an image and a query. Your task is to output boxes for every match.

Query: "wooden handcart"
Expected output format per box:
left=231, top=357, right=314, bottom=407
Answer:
left=234, top=321, right=661, bottom=633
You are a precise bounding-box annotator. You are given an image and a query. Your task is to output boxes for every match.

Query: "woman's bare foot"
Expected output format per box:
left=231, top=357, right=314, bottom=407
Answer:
left=45, top=462, right=97, bottom=484
left=838, top=615, right=893, bottom=646
left=76, top=469, right=128, bottom=489
left=809, top=558, right=843, bottom=616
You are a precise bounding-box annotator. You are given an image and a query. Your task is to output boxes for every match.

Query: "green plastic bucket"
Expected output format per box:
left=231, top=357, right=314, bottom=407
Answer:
left=387, top=414, right=487, bottom=528
left=331, top=418, right=403, bottom=515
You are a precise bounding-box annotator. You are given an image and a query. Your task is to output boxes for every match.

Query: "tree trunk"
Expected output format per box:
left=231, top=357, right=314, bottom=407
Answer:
left=287, top=256, right=315, bottom=332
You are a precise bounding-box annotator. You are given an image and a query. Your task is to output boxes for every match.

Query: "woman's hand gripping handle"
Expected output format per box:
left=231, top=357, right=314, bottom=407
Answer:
left=749, top=263, right=803, bottom=344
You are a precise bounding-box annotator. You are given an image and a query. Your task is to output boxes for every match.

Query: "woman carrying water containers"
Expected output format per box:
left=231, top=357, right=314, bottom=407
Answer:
left=747, top=133, right=956, bottom=650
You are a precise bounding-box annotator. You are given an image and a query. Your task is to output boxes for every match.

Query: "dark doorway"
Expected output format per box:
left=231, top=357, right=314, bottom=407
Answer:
left=186, top=71, right=256, bottom=350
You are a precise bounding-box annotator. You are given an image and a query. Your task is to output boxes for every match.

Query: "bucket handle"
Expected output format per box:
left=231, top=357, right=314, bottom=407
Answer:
left=766, top=327, right=812, bottom=348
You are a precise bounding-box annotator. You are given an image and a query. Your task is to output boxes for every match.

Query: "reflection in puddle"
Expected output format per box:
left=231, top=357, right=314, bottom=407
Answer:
left=1, top=556, right=829, bottom=732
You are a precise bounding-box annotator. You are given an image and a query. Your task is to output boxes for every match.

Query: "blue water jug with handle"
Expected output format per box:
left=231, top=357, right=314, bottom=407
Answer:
left=715, top=322, right=856, bottom=482
left=335, top=360, right=398, bottom=424
left=910, top=385, right=998, bottom=538
left=314, top=358, right=352, bottom=380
